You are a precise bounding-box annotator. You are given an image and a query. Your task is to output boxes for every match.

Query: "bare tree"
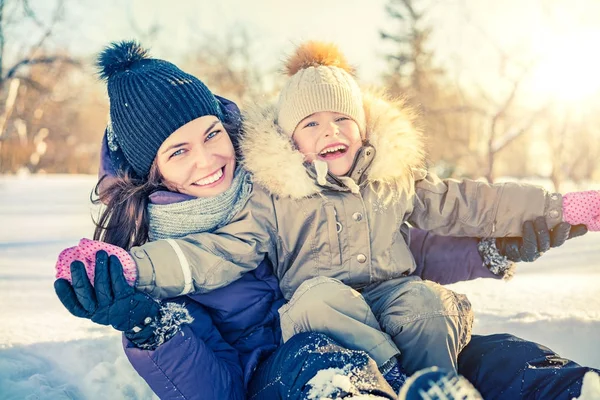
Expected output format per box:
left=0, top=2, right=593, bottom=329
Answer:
left=451, top=5, right=552, bottom=183
left=183, top=27, right=275, bottom=106
left=477, top=65, right=549, bottom=182
left=0, top=0, right=82, bottom=170
left=546, top=108, right=600, bottom=190
left=0, top=57, right=98, bottom=173
left=0, top=0, right=79, bottom=90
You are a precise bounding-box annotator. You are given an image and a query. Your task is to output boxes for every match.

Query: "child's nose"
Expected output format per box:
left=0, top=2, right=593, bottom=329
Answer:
left=325, top=122, right=340, bottom=137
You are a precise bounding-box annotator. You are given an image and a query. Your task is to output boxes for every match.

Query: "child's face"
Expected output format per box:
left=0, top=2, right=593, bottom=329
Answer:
left=292, top=111, right=362, bottom=176
left=156, top=115, right=236, bottom=198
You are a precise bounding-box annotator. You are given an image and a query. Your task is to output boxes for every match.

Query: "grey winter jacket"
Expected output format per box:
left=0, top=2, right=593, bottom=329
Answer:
left=132, top=90, right=563, bottom=300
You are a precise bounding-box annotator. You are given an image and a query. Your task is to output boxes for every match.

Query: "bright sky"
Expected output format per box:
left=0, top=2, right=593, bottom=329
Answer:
left=11, top=0, right=600, bottom=105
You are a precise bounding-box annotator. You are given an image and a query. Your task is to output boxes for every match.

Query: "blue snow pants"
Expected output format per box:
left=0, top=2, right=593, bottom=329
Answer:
left=459, top=333, right=599, bottom=400
left=247, top=332, right=397, bottom=400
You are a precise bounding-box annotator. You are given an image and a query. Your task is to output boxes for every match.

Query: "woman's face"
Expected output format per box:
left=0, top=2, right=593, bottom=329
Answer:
left=156, top=115, right=236, bottom=198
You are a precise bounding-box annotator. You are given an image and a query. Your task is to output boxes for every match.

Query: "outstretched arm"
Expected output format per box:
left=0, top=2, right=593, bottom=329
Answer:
left=408, top=218, right=587, bottom=285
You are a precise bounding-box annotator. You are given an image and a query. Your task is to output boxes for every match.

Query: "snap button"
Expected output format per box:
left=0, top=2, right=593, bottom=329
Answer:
left=336, top=222, right=343, bottom=233
left=133, top=250, right=145, bottom=259
left=356, top=254, right=367, bottom=263
left=352, top=212, right=363, bottom=221
left=549, top=209, right=559, bottom=218
left=365, top=150, right=371, bottom=156
left=550, top=194, right=559, bottom=201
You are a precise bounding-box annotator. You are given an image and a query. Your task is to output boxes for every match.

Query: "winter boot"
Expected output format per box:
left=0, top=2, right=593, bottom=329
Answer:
left=397, top=367, right=483, bottom=400
left=382, top=360, right=407, bottom=393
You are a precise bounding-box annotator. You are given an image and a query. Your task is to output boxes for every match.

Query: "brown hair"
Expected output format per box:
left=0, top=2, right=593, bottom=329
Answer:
left=92, top=162, right=165, bottom=250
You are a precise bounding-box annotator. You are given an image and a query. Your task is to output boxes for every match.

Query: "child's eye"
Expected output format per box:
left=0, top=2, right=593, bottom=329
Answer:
left=206, top=129, right=222, bottom=141
left=169, top=148, right=186, bottom=159
left=303, top=121, right=318, bottom=128
left=335, top=116, right=350, bottom=122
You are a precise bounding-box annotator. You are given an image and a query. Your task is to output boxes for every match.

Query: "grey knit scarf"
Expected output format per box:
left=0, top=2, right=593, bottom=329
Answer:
left=147, top=167, right=252, bottom=240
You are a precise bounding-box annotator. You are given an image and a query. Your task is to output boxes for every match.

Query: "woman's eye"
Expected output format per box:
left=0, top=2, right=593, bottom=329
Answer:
left=170, top=148, right=185, bottom=159
left=206, top=129, right=222, bottom=141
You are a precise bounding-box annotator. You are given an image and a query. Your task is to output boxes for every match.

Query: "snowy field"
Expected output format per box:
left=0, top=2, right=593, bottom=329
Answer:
left=0, top=174, right=599, bottom=400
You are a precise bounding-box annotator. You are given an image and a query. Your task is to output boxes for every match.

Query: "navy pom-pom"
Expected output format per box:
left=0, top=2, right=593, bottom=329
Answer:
left=96, top=40, right=150, bottom=80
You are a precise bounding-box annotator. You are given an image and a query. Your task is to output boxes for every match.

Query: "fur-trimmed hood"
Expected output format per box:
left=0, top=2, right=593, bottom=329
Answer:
left=240, top=89, right=426, bottom=199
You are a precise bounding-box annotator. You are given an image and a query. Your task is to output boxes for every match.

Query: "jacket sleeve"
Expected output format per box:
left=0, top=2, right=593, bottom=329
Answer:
left=408, top=228, right=504, bottom=285
left=123, top=300, right=245, bottom=400
left=408, top=172, right=563, bottom=237
left=131, top=188, right=278, bottom=299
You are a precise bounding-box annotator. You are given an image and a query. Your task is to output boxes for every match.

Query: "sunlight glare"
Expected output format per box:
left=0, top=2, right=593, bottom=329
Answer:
left=529, top=29, right=600, bottom=103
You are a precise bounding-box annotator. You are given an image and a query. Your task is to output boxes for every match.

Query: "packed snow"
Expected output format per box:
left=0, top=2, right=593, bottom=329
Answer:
left=575, top=372, right=600, bottom=400
left=306, top=366, right=396, bottom=400
left=1, top=174, right=599, bottom=399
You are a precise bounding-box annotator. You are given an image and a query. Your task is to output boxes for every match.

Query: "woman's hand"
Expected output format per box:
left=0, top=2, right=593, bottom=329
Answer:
left=495, top=217, right=587, bottom=262
left=54, top=250, right=159, bottom=337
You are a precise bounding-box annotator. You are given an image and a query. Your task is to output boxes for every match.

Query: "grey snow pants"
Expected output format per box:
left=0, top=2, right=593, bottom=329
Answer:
left=278, top=275, right=473, bottom=375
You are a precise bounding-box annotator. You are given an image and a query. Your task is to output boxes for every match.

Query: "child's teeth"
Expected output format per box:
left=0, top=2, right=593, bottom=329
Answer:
left=195, top=168, right=223, bottom=186
left=320, top=145, right=345, bottom=155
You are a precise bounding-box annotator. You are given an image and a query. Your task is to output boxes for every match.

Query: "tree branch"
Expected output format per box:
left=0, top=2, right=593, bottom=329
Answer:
left=5, top=56, right=81, bottom=80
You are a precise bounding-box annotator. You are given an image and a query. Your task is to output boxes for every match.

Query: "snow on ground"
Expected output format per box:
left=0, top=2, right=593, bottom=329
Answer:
left=0, top=174, right=599, bottom=399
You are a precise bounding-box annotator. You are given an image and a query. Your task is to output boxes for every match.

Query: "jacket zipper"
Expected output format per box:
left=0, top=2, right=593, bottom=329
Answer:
left=332, top=208, right=343, bottom=266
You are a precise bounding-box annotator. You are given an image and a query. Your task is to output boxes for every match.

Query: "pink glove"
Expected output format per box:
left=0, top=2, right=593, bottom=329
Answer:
left=55, top=239, right=137, bottom=286
left=563, top=190, right=600, bottom=231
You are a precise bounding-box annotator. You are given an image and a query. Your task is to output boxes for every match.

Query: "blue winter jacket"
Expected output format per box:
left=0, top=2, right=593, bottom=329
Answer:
left=124, top=259, right=283, bottom=400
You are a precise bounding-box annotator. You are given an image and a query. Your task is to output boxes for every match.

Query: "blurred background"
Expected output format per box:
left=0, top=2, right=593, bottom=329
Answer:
left=1, top=0, right=600, bottom=190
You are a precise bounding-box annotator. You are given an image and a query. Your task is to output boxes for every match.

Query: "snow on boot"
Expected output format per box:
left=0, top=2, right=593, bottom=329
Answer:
left=397, top=367, right=483, bottom=400
left=382, top=361, right=407, bottom=394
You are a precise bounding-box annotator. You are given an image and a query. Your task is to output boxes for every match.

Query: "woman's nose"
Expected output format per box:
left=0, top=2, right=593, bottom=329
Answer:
left=192, top=146, right=212, bottom=168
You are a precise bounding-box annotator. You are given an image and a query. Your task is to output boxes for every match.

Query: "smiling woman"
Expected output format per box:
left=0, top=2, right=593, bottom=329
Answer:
left=156, top=116, right=236, bottom=198
left=528, top=28, right=600, bottom=103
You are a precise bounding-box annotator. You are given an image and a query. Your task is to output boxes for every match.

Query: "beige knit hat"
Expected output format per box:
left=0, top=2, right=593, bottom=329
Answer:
left=277, top=41, right=366, bottom=136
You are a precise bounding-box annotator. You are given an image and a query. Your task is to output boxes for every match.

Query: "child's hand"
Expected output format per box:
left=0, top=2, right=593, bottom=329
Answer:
left=55, top=239, right=137, bottom=287
left=563, top=191, right=600, bottom=231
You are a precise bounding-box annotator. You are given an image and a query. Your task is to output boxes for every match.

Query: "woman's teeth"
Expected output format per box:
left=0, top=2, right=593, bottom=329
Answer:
left=193, top=168, right=223, bottom=186
left=319, top=145, right=347, bottom=156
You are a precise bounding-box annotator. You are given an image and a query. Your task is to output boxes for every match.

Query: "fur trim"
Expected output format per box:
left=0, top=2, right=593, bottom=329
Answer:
left=240, top=104, right=320, bottom=198
left=241, top=89, right=426, bottom=199
left=478, top=239, right=516, bottom=281
left=284, top=41, right=354, bottom=76
left=133, top=302, right=194, bottom=350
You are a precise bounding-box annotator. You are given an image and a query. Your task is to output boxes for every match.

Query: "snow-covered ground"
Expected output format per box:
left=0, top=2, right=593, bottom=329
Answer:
left=0, top=174, right=599, bottom=399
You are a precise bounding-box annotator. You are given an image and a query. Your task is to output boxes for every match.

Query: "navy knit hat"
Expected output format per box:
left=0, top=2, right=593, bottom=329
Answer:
left=97, top=40, right=223, bottom=177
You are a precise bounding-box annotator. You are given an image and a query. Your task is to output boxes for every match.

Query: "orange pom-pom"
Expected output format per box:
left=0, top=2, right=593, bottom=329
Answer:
left=284, top=41, right=354, bottom=76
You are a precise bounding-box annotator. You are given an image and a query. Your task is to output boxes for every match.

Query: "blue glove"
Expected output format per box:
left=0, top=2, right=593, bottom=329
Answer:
left=54, top=250, right=160, bottom=345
